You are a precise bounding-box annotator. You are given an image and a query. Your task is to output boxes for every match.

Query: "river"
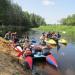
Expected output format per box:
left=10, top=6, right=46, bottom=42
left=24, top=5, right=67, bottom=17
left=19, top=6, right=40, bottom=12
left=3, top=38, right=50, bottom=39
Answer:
left=22, top=30, right=75, bottom=75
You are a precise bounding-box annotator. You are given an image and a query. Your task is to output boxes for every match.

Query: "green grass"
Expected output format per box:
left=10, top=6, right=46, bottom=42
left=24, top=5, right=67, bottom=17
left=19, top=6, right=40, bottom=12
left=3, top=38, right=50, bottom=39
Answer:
left=33, top=25, right=75, bottom=33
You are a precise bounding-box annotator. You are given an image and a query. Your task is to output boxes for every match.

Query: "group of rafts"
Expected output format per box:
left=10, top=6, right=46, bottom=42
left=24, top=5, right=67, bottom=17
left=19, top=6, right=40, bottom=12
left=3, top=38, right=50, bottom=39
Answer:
left=10, top=32, right=67, bottom=70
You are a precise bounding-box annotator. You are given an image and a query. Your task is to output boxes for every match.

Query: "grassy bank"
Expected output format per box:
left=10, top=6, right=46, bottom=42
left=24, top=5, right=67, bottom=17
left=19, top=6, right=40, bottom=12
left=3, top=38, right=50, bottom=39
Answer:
left=33, top=25, right=75, bottom=33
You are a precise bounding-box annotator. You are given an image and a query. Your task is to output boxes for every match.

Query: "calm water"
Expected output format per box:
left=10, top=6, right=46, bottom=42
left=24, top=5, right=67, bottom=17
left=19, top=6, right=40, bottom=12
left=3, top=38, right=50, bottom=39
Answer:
left=24, top=30, right=75, bottom=75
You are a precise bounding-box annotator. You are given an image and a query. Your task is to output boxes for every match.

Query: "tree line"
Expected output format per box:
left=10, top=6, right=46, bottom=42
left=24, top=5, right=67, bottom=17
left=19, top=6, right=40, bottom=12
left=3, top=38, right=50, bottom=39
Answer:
left=60, top=14, right=75, bottom=26
left=0, top=0, right=46, bottom=33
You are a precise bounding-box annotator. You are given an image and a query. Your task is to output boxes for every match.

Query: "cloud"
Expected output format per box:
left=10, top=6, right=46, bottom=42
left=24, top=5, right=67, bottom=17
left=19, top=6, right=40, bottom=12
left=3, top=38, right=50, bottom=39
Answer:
left=42, top=0, right=55, bottom=6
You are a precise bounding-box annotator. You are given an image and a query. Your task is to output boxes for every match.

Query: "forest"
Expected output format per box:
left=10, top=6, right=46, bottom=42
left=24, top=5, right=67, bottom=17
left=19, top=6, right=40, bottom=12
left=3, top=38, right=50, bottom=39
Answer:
left=0, top=0, right=46, bottom=34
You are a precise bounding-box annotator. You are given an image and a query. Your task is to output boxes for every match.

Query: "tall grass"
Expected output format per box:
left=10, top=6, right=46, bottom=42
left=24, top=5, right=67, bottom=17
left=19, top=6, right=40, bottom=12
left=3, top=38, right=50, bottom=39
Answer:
left=33, top=25, right=75, bottom=33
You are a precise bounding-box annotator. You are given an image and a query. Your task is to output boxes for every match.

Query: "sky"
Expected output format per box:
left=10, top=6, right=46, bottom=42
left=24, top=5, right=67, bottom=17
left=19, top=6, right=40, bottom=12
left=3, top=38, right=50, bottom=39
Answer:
left=13, top=0, right=75, bottom=24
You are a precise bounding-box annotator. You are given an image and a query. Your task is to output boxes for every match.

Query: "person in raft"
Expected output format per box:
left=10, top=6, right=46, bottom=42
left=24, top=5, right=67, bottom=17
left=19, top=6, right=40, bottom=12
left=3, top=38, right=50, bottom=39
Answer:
left=40, top=32, right=46, bottom=46
left=11, top=32, right=17, bottom=40
left=4, top=31, right=11, bottom=40
left=46, top=31, right=52, bottom=39
left=30, top=42, right=52, bottom=56
left=56, top=32, right=61, bottom=52
left=24, top=32, right=29, bottom=41
left=51, top=32, right=61, bottom=52
left=16, top=35, right=32, bottom=62
left=16, top=47, right=32, bottom=64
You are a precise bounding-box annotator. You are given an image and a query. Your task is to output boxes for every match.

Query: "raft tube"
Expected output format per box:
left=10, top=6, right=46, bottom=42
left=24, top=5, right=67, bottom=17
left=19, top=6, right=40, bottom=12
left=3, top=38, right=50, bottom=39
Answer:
left=46, top=54, right=58, bottom=67
left=15, top=46, right=23, bottom=52
left=24, top=56, right=33, bottom=70
left=45, top=39, right=56, bottom=45
left=59, top=39, right=67, bottom=44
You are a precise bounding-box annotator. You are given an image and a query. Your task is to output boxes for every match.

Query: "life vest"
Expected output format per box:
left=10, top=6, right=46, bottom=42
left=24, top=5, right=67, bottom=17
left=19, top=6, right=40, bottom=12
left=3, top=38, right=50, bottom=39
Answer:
left=15, top=46, right=23, bottom=52
left=24, top=50, right=32, bottom=55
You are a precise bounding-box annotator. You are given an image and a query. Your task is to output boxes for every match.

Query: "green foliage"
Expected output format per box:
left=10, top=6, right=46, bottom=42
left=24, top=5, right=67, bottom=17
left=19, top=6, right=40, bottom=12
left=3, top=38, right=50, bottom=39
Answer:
left=0, top=0, right=46, bottom=34
left=34, top=25, right=75, bottom=34
left=60, top=14, right=75, bottom=25
left=30, top=14, right=46, bottom=27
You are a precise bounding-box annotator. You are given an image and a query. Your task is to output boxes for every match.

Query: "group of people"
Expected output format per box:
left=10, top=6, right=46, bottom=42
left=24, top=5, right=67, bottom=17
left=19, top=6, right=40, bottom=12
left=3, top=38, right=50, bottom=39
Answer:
left=4, top=31, right=61, bottom=66
left=40, top=31, right=61, bottom=41
left=4, top=31, right=19, bottom=44
left=13, top=32, right=52, bottom=65
left=4, top=31, right=61, bottom=55
left=40, top=31, right=61, bottom=51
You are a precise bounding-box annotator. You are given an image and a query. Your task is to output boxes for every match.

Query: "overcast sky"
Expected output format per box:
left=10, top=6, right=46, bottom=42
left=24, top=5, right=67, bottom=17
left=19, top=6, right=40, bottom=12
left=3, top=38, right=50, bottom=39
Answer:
left=13, top=0, right=75, bottom=24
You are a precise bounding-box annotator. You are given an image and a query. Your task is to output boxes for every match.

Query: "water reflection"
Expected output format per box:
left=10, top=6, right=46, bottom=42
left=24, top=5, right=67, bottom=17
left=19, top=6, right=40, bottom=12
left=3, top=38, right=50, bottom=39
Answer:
left=32, top=62, right=61, bottom=75
left=21, top=30, right=75, bottom=75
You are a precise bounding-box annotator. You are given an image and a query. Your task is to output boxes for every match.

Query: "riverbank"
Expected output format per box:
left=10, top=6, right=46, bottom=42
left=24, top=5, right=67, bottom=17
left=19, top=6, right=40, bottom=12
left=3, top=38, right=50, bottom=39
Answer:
left=0, top=37, right=31, bottom=75
left=33, top=25, right=75, bottom=34
left=0, top=37, right=61, bottom=75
